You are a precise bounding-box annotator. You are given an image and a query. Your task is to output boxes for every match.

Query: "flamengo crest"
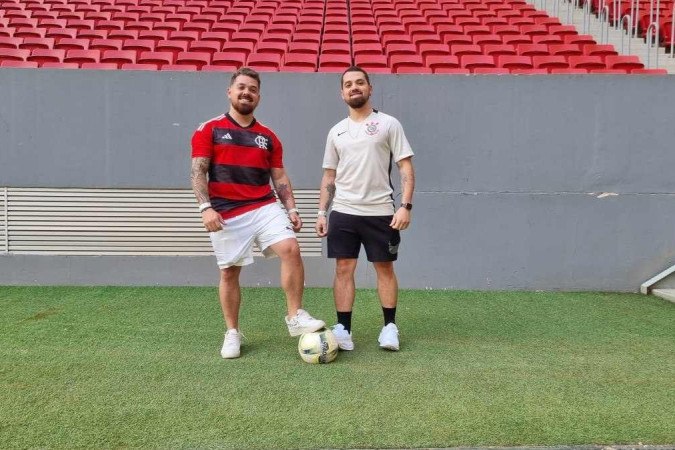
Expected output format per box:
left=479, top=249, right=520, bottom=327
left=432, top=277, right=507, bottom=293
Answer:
left=255, top=135, right=269, bottom=149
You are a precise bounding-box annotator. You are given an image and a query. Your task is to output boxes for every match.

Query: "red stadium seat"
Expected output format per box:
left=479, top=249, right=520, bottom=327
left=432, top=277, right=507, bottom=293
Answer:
left=532, top=55, right=569, bottom=71
left=418, top=43, right=451, bottom=59
left=0, top=37, right=22, bottom=49
left=155, top=40, right=188, bottom=54
left=189, top=41, right=222, bottom=54
left=389, top=54, right=424, bottom=71
left=176, top=51, right=211, bottom=68
left=548, top=44, right=582, bottom=57
left=281, top=53, right=317, bottom=71
left=161, top=64, right=198, bottom=71
left=502, top=35, right=532, bottom=46
left=354, top=54, right=389, bottom=69
left=120, top=63, right=158, bottom=71
left=450, top=44, right=482, bottom=57
left=497, top=55, right=533, bottom=69
left=288, top=41, right=320, bottom=55
left=27, top=48, right=65, bottom=64
left=511, top=68, right=549, bottom=74
left=247, top=52, right=281, bottom=71
left=19, top=37, right=55, bottom=50
left=122, top=39, right=155, bottom=53
left=589, top=69, right=628, bottom=74
left=472, top=34, right=503, bottom=47
left=426, top=54, right=461, bottom=71
left=0, top=60, right=39, bottom=68
left=89, top=39, right=123, bottom=51
left=564, top=34, right=596, bottom=46
left=483, top=44, right=517, bottom=56
left=568, top=55, right=606, bottom=70
left=0, top=48, right=31, bottom=61
left=100, top=49, right=136, bottom=66
left=583, top=44, right=618, bottom=60
left=474, top=67, right=510, bottom=74
left=549, top=25, right=578, bottom=36
left=137, top=51, right=173, bottom=67
left=532, top=35, right=563, bottom=45
left=211, top=51, right=247, bottom=67
left=461, top=54, right=496, bottom=70
left=81, top=62, right=119, bottom=70
left=396, top=66, right=432, bottom=74
left=318, top=53, right=351, bottom=72
left=516, top=43, right=549, bottom=56
left=64, top=49, right=100, bottom=64
left=41, top=62, right=79, bottom=69
left=605, top=55, right=644, bottom=71
left=54, top=38, right=90, bottom=50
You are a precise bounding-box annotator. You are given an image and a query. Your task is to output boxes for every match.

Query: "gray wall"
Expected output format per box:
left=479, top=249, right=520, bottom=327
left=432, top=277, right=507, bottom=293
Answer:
left=1, top=69, right=674, bottom=291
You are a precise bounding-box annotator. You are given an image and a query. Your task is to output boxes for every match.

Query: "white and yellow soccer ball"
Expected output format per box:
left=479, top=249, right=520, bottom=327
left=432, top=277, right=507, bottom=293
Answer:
left=298, top=328, right=339, bottom=364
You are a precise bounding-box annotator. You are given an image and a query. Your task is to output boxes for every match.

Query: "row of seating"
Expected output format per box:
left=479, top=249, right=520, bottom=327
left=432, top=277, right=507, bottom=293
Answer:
left=0, top=0, right=659, bottom=73
left=0, top=46, right=650, bottom=70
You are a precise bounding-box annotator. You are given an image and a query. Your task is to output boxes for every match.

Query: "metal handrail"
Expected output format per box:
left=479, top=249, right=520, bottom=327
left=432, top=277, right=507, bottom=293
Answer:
left=582, top=0, right=592, bottom=33
left=599, top=5, right=611, bottom=43
left=620, top=14, right=633, bottom=53
left=629, top=0, right=640, bottom=38
left=646, top=23, right=660, bottom=67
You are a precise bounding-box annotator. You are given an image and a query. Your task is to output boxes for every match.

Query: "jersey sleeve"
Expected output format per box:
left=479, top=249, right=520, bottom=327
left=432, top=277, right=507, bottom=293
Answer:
left=322, top=129, right=339, bottom=170
left=191, top=122, right=213, bottom=158
left=269, top=133, right=284, bottom=168
left=388, top=118, right=414, bottom=162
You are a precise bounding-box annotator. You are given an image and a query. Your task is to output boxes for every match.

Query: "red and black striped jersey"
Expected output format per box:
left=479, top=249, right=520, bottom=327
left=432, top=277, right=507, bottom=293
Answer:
left=191, top=113, right=283, bottom=219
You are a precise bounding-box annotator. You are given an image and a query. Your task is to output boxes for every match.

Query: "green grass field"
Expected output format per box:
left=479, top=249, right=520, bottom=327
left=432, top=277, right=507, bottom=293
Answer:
left=1, top=286, right=674, bottom=449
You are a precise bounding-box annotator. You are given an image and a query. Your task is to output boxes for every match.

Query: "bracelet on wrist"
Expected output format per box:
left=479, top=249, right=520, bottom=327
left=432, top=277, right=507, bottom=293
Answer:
left=287, top=208, right=299, bottom=215
left=199, top=202, right=212, bottom=212
left=317, top=210, right=327, bottom=217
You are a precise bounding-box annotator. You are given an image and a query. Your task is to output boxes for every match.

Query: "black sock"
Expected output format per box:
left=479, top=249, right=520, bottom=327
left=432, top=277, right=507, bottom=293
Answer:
left=336, top=311, right=352, bottom=333
left=382, top=307, right=396, bottom=326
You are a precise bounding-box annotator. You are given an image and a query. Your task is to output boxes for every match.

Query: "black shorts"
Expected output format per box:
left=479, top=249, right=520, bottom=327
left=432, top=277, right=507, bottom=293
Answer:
left=327, top=211, right=401, bottom=262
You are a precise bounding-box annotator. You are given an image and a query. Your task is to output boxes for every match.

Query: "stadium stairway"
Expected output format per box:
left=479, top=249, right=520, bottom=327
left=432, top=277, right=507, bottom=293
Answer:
left=641, top=263, right=675, bottom=303
left=531, top=0, right=675, bottom=73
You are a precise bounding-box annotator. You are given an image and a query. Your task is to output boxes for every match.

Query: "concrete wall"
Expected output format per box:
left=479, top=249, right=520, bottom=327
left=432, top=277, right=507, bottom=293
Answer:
left=1, top=69, right=674, bottom=290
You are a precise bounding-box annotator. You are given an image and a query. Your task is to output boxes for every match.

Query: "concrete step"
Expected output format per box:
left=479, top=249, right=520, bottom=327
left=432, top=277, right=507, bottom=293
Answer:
left=652, top=289, right=675, bottom=303
left=528, top=0, right=675, bottom=73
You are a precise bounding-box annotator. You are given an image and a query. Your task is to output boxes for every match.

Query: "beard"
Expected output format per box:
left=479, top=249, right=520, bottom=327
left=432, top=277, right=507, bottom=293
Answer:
left=231, top=97, right=256, bottom=115
left=346, top=93, right=369, bottom=109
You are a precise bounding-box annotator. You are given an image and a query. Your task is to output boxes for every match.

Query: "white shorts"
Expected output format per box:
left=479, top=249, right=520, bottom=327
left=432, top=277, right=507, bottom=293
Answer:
left=209, top=203, right=297, bottom=269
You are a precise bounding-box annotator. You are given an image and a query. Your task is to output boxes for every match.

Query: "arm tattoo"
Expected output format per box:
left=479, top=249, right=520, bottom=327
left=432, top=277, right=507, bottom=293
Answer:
left=275, top=182, right=293, bottom=208
left=321, top=182, right=335, bottom=211
left=190, top=157, right=211, bottom=205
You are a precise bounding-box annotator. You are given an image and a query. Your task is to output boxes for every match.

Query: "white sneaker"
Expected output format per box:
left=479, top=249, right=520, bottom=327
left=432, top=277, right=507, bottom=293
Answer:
left=285, top=309, right=326, bottom=337
left=331, top=323, right=354, bottom=351
left=220, top=329, right=241, bottom=359
left=378, top=323, right=400, bottom=351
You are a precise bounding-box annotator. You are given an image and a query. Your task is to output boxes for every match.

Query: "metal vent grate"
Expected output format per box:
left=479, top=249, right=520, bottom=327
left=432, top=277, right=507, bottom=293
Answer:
left=1, top=188, right=7, bottom=253
left=4, top=188, right=322, bottom=256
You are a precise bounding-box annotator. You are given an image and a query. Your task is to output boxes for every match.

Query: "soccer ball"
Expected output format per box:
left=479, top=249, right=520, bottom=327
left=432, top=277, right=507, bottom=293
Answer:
left=298, top=328, right=339, bottom=364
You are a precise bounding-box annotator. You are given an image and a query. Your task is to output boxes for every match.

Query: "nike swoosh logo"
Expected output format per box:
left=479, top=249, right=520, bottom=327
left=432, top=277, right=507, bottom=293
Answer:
left=337, top=131, right=347, bottom=136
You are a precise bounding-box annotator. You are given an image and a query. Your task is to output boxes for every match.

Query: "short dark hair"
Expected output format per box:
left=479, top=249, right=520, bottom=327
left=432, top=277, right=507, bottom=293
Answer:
left=341, top=66, right=370, bottom=87
left=230, top=67, right=261, bottom=89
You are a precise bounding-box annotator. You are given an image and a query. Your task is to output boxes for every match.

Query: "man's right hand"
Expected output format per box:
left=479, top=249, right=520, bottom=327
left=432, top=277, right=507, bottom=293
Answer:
left=315, top=216, right=328, bottom=237
left=202, top=208, right=223, bottom=232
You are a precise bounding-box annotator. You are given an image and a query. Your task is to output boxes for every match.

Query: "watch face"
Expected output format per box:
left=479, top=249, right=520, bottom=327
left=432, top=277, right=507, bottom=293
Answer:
left=401, top=203, right=412, bottom=210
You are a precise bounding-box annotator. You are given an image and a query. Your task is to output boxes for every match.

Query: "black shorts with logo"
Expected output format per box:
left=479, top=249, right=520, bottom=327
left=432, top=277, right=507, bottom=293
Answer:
left=327, top=211, right=401, bottom=262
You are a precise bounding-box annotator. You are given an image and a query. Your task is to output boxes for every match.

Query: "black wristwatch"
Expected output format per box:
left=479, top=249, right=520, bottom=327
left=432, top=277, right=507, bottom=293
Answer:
left=400, top=203, right=413, bottom=211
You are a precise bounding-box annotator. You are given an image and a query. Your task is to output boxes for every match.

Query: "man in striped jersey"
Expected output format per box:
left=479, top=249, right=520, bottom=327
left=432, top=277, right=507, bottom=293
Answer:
left=191, top=67, right=325, bottom=359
